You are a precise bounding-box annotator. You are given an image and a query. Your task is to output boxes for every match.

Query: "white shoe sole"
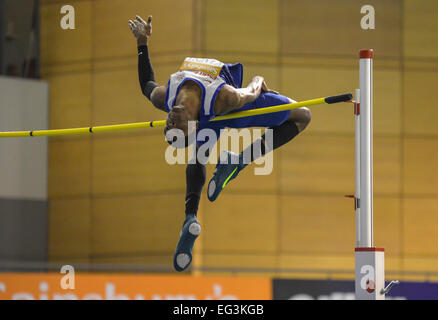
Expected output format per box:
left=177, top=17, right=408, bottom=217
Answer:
left=176, top=253, right=190, bottom=269
left=208, top=180, right=216, bottom=198
left=189, top=222, right=201, bottom=236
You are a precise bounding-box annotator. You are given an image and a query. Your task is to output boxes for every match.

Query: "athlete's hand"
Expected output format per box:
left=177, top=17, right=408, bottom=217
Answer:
left=261, top=80, right=279, bottom=95
left=129, top=15, right=152, bottom=45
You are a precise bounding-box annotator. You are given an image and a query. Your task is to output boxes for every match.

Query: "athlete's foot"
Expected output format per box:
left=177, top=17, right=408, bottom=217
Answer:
left=207, top=150, right=243, bottom=202
left=173, top=214, right=201, bottom=272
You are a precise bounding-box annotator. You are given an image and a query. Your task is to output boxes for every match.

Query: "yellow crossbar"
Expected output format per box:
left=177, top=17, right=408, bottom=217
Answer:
left=0, top=94, right=351, bottom=138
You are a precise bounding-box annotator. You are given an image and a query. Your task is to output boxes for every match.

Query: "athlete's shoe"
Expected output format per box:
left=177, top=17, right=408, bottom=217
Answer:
left=173, top=214, right=201, bottom=272
left=207, top=150, right=243, bottom=202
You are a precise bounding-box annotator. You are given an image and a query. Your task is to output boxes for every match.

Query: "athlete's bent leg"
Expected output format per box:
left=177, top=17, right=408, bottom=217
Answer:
left=239, top=104, right=311, bottom=168
left=207, top=96, right=311, bottom=202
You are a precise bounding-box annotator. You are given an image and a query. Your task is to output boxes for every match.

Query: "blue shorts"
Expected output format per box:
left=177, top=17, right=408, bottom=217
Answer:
left=196, top=92, right=291, bottom=145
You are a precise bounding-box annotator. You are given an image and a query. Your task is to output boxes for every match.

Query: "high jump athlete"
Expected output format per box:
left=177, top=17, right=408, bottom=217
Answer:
left=129, top=15, right=311, bottom=272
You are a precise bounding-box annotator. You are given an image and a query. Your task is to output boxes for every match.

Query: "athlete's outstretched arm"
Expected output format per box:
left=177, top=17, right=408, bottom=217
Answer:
left=129, top=15, right=167, bottom=111
left=215, top=76, right=279, bottom=114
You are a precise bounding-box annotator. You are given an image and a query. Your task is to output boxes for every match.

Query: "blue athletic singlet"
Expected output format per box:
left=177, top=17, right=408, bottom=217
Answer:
left=165, top=57, right=293, bottom=145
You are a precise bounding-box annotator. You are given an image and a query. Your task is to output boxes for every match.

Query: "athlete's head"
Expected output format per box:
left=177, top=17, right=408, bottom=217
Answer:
left=164, top=105, right=195, bottom=148
left=165, top=105, right=190, bottom=136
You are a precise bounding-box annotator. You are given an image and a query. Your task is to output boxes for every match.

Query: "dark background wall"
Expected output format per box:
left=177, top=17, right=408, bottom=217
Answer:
left=1, top=0, right=39, bottom=77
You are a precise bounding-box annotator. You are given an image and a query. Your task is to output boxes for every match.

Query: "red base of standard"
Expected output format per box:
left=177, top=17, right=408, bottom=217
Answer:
left=355, top=247, right=384, bottom=252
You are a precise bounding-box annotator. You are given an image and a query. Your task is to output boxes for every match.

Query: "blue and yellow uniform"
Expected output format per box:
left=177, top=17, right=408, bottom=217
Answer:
left=165, top=57, right=293, bottom=145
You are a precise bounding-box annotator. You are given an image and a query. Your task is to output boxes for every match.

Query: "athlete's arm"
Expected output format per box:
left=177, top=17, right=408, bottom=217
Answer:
left=129, top=15, right=166, bottom=111
left=216, top=76, right=279, bottom=114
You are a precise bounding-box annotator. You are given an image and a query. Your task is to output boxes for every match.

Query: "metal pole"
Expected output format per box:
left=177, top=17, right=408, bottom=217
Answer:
left=356, top=49, right=394, bottom=299
left=359, top=49, right=374, bottom=247
left=354, top=88, right=360, bottom=247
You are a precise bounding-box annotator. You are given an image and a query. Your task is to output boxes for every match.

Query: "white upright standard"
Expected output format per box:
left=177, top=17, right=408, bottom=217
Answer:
left=354, top=49, right=386, bottom=300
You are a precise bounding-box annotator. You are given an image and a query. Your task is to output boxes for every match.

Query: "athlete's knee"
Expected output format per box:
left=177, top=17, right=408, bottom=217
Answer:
left=289, top=107, right=311, bottom=132
left=299, top=107, right=312, bottom=126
